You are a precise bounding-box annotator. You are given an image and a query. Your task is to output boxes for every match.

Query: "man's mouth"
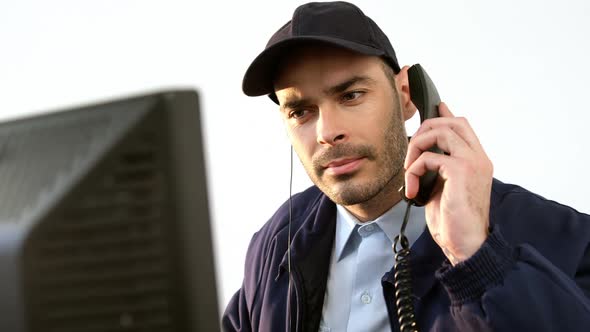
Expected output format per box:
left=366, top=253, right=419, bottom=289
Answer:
left=323, top=157, right=365, bottom=176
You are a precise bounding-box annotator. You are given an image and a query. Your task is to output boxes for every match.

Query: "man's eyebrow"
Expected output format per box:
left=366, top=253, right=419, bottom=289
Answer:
left=280, top=97, right=312, bottom=113
left=323, top=75, right=376, bottom=96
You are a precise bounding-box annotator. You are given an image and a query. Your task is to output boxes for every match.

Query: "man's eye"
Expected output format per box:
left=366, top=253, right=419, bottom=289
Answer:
left=289, top=109, right=307, bottom=119
left=341, top=91, right=364, bottom=102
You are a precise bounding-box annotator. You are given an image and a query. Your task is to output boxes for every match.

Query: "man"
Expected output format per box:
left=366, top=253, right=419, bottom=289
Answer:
left=223, top=2, right=590, bottom=331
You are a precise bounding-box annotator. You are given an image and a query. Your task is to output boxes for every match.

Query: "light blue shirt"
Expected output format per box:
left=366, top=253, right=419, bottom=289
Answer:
left=319, top=201, right=426, bottom=332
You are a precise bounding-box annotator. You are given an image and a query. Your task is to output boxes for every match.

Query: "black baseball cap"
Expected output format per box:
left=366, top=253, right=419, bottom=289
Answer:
left=242, top=1, right=401, bottom=104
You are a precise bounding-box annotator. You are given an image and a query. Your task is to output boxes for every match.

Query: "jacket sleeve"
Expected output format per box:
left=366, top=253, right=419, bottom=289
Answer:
left=221, top=283, right=253, bottom=332
left=435, top=225, right=590, bottom=331
left=221, top=230, right=263, bottom=332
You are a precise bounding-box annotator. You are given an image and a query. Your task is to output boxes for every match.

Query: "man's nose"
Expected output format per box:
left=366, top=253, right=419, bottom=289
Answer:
left=316, top=106, right=348, bottom=146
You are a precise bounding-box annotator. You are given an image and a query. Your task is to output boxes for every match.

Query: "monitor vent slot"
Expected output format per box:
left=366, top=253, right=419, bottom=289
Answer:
left=23, top=119, right=182, bottom=332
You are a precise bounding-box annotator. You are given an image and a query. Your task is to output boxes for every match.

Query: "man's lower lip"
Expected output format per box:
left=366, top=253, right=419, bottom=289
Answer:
left=325, top=158, right=364, bottom=176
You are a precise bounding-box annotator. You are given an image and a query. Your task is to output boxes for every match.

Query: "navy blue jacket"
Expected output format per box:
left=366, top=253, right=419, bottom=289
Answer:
left=222, top=179, right=590, bottom=331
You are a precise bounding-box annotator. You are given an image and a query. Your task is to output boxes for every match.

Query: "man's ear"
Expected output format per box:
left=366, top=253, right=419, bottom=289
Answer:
left=395, top=65, right=417, bottom=121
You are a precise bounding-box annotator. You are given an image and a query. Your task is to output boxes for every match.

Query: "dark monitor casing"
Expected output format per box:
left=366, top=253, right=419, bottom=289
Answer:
left=0, top=90, right=219, bottom=331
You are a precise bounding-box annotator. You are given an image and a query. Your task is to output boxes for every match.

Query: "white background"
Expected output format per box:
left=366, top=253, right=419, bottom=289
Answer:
left=1, top=0, right=589, bottom=316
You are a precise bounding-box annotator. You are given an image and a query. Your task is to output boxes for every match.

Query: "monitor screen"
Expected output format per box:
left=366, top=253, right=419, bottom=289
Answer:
left=0, top=90, right=219, bottom=331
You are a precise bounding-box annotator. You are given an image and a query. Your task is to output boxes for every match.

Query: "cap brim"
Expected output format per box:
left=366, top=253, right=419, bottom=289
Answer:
left=242, top=36, right=385, bottom=99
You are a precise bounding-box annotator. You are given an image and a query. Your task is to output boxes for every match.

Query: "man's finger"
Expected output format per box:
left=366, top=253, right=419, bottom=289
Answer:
left=404, top=152, right=456, bottom=199
left=404, top=127, right=470, bottom=170
left=412, top=116, right=482, bottom=152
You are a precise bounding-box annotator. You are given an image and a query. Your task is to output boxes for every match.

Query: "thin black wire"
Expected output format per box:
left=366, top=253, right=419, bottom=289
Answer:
left=288, top=145, right=293, bottom=274
left=287, top=145, right=293, bottom=332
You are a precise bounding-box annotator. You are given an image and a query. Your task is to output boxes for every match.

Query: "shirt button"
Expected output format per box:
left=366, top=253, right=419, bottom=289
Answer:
left=361, top=292, right=372, bottom=304
left=364, top=224, right=375, bottom=233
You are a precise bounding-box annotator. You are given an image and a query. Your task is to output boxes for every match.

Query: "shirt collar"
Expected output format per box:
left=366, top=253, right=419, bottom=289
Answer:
left=334, top=200, right=426, bottom=261
left=334, top=205, right=358, bottom=262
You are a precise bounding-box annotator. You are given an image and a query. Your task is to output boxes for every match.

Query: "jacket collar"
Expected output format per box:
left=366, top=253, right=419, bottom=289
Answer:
left=277, top=193, right=337, bottom=278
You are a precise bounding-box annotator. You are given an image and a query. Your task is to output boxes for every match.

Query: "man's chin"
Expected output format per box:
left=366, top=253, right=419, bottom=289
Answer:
left=321, top=180, right=378, bottom=206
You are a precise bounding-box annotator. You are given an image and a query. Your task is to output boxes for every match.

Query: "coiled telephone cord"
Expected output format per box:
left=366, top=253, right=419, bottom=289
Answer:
left=392, top=201, right=419, bottom=332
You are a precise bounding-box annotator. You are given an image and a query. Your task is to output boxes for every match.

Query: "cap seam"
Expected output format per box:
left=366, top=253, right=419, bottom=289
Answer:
left=293, top=6, right=301, bottom=36
left=351, top=6, right=377, bottom=48
left=364, top=16, right=379, bottom=49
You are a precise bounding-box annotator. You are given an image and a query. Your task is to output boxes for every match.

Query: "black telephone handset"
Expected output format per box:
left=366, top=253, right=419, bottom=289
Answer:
left=402, top=64, right=445, bottom=207
left=393, top=64, right=444, bottom=332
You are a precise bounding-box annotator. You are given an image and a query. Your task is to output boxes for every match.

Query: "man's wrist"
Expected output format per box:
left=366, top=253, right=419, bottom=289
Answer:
left=442, top=228, right=490, bottom=266
left=435, top=224, right=516, bottom=305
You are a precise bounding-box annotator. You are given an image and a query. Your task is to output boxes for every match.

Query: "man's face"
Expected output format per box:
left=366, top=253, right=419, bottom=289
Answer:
left=274, top=46, right=409, bottom=206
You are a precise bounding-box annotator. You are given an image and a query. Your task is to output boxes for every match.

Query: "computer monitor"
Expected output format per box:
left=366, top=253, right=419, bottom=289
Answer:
left=0, top=90, right=220, bottom=331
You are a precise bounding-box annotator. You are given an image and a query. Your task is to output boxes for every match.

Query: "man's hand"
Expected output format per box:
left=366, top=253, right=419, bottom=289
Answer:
left=404, top=102, right=493, bottom=265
